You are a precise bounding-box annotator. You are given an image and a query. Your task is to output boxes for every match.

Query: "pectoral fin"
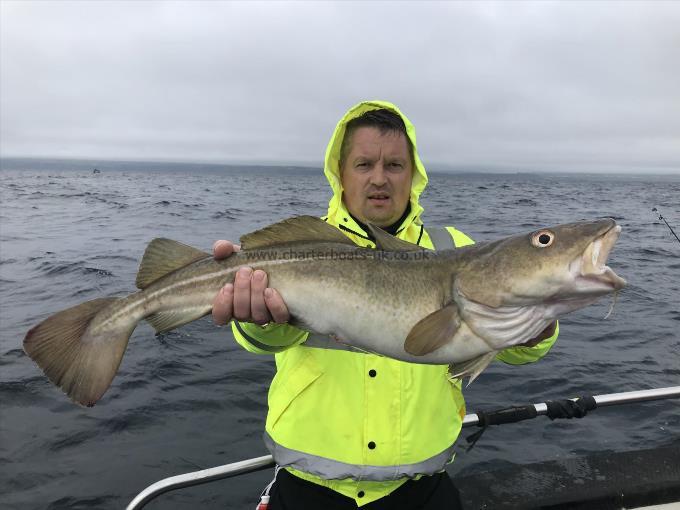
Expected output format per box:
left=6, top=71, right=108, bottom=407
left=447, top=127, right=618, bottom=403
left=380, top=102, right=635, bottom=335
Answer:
left=448, top=351, right=498, bottom=385
left=404, top=304, right=460, bottom=356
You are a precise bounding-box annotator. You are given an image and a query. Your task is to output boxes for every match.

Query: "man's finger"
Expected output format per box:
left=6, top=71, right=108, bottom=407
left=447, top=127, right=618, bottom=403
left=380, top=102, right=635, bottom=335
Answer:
left=213, top=240, right=241, bottom=260
left=264, top=288, right=290, bottom=324
left=250, top=270, right=272, bottom=325
left=212, top=284, right=234, bottom=325
left=233, top=267, right=252, bottom=320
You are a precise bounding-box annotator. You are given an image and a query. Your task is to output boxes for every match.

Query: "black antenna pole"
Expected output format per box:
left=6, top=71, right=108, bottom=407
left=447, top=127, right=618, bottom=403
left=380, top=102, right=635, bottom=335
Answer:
left=652, top=208, right=680, bottom=245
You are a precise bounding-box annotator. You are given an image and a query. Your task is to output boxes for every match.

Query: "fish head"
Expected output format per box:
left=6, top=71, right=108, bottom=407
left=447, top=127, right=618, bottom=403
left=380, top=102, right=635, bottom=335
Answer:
left=455, top=218, right=626, bottom=315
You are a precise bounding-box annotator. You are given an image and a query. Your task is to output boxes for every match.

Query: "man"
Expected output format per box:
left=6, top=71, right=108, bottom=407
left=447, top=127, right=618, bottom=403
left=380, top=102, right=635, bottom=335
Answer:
left=212, top=101, right=558, bottom=509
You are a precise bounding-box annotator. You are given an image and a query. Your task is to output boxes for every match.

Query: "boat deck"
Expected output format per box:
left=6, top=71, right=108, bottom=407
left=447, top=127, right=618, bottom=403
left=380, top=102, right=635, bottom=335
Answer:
left=453, top=442, right=680, bottom=509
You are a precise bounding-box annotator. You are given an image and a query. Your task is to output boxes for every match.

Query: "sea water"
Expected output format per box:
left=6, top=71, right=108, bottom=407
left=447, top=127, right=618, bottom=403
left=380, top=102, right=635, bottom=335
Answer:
left=1, top=159, right=678, bottom=509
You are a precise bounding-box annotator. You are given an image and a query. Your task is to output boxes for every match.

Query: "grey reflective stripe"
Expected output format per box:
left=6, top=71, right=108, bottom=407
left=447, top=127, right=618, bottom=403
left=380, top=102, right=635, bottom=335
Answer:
left=264, top=432, right=456, bottom=481
left=233, top=321, right=290, bottom=353
left=303, top=332, right=367, bottom=353
left=427, top=226, right=454, bottom=250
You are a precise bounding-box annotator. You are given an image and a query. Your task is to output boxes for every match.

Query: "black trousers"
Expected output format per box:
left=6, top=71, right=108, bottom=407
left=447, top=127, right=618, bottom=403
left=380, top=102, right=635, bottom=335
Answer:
left=267, top=468, right=463, bottom=510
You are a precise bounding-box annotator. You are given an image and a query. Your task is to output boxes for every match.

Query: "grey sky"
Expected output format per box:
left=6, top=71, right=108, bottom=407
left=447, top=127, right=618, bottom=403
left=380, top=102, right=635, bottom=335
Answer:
left=1, top=1, right=679, bottom=172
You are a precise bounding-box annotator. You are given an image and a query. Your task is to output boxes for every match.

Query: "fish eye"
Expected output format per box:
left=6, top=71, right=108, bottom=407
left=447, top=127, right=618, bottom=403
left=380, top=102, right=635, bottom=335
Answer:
left=531, top=230, right=555, bottom=248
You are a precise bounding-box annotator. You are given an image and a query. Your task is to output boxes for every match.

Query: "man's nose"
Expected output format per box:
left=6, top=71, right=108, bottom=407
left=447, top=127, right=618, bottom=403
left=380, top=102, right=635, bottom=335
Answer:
left=369, top=163, right=388, bottom=186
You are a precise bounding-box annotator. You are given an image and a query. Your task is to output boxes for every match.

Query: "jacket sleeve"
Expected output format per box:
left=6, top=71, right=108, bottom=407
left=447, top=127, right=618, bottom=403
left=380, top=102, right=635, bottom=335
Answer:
left=444, top=226, right=559, bottom=365
left=231, top=321, right=308, bottom=354
left=494, top=321, right=559, bottom=365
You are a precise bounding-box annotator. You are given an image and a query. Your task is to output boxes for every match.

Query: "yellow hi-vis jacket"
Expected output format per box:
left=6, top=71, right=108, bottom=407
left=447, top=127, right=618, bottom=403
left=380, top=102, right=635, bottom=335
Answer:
left=231, top=101, right=559, bottom=506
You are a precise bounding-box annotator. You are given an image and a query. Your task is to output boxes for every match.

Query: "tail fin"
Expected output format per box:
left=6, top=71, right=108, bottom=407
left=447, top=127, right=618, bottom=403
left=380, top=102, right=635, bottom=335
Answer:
left=23, top=298, right=134, bottom=407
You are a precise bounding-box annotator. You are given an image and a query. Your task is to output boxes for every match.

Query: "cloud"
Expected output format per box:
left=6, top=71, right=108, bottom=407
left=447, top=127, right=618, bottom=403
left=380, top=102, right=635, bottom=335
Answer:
left=1, top=1, right=679, bottom=172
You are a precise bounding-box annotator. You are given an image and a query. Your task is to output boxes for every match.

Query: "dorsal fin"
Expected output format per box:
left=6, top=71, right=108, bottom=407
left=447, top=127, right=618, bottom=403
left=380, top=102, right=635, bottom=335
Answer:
left=136, top=238, right=210, bottom=289
left=366, top=223, right=425, bottom=252
left=240, top=216, right=356, bottom=250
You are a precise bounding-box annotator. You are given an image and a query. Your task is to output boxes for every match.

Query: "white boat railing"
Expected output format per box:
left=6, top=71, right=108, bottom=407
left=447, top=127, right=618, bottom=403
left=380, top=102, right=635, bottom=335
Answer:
left=126, top=386, right=680, bottom=510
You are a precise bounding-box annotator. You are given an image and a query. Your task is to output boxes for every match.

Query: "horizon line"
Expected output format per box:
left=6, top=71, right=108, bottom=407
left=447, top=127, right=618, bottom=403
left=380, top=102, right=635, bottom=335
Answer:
left=1, top=154, right=678, bottom=176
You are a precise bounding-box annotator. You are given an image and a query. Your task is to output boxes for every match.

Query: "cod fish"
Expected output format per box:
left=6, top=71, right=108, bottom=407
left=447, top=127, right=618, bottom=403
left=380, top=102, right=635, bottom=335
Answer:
left=24, top=216, right=625, bottom=406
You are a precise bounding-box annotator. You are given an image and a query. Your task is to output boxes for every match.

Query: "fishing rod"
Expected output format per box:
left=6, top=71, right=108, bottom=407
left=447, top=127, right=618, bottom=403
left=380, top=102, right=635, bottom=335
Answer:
left=126, top=385, right=680, bottom=510
left=652, top=207, right=680, bottom=245
left=463, top=385, right=680, bottom=449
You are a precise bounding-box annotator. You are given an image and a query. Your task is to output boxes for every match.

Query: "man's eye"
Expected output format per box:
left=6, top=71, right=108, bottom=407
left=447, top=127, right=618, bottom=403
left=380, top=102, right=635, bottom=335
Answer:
left=356, top=162, right=367, bottom=167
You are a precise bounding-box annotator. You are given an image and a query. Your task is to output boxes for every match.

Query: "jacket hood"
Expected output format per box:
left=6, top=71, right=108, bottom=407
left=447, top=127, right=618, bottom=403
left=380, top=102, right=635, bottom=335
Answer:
left=323, top=100, right=429, bottom=227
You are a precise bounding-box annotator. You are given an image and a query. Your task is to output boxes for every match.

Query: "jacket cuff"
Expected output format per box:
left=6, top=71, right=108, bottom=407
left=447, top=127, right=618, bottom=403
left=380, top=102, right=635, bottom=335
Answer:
left=495, top=321, right=559, bottom=365
left=231, top=321, right=308, bottom=354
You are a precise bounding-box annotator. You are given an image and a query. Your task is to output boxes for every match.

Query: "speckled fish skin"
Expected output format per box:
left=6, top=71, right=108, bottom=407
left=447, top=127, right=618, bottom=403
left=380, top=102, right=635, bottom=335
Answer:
left=23, top=216, right=625, bottom=406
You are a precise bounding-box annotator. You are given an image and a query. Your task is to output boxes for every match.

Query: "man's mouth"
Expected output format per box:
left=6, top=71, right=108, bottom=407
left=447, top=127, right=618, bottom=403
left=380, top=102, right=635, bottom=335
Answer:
left=367, top=193, right=390, bottom=205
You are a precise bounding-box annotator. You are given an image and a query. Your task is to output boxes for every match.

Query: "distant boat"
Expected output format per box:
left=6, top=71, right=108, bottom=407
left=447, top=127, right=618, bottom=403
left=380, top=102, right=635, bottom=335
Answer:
left=93, top=168, right=101, bottom=174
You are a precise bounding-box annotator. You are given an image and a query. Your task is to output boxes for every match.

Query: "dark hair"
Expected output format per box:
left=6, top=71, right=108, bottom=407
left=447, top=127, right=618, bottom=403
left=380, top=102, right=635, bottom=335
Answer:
left=339, top=109, right=413, bottom=168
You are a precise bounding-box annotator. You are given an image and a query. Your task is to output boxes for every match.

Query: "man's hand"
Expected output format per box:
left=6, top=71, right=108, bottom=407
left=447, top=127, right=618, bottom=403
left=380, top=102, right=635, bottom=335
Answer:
left=211, top=240, right=290, bottom=326
left=520, top=321, right=557, bottom=348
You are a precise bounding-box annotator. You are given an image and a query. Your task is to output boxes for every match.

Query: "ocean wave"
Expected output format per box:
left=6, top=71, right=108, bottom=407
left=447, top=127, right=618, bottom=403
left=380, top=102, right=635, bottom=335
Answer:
left=46, top=495, right=119, bottom=510
left=36, top=260, right=115, bottom=278
left=0, top=378, right=53, bottom=406
left=212, top=209, right=242, bottom=220
left=48, top=429, right=101, bottom=452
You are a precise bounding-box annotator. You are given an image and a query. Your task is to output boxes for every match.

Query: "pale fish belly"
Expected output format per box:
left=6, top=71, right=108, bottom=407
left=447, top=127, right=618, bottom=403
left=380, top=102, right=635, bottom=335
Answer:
left=330, top=310, right=495, bottom=366
left=277, top=276, right=433, bottom=358
left=277, top=278, right=493, bottom=366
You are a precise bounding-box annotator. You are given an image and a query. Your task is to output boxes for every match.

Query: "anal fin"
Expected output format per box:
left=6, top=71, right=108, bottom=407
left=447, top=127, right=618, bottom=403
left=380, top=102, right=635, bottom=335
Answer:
left=147, top=306, right=211, bottom=334
left=448, top=351, right=497, bottom=385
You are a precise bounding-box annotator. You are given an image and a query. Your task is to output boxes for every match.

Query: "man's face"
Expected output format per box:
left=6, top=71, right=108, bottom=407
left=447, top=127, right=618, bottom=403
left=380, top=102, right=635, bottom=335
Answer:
left=340, top=126, right=413, bottom=228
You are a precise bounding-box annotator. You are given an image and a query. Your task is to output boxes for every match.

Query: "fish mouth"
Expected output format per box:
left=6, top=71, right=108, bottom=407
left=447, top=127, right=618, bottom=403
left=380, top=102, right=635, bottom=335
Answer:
left=573, top=223, right=626, bottom=292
